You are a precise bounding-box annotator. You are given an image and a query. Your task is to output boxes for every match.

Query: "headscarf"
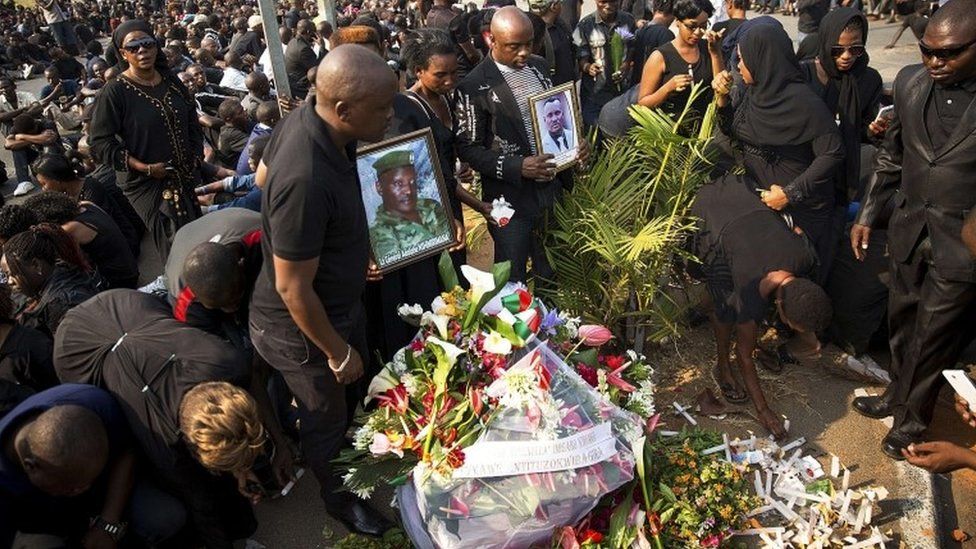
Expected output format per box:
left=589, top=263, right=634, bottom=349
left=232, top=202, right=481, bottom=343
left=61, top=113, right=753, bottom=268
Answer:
left=732, top=24, right=836, bottom=147
left=815, top=7, right=880, bottom=200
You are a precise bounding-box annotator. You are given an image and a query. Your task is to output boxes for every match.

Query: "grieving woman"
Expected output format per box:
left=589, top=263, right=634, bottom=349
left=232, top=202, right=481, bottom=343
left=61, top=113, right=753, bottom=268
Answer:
left=89, top=19, right=203, bottom=264
left=800, top=8, right=884, bottom=203
left=713, top=24, right=844, bottom=278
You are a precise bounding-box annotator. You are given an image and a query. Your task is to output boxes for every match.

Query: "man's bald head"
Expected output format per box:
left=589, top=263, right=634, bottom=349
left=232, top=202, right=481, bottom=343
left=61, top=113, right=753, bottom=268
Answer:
left=490, top=7, right=534, bottom=69
left=314, top=44, right=395, bottom=144
left=921, top=0, right=976, bottom=85
left=245, top=71, right=269, bottom=96
left=21, top=405, right=108, bottom=497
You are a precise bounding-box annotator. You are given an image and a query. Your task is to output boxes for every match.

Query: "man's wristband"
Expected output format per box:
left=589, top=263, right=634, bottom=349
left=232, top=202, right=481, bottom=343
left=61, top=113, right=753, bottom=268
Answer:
left=329, top=344, right=352, bottom=373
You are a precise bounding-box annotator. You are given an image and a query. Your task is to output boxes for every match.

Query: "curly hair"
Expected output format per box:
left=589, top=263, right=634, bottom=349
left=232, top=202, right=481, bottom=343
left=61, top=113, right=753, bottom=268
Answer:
left=24, top=191, right=80, bottom=226
left=401, top=28, right=456, bottom=74
left=779, top=277, right=832, bottom=334
left=3, top=224, right=91, bottom=297
left=0, top=204, right=38, bottom=243
left=179, top=382, right=266, bottom=473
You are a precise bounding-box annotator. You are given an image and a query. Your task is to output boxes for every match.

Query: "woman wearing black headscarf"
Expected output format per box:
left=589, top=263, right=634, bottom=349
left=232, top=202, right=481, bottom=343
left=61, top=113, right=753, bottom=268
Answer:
left=713, top=24, right=844, bottom=277
left=800, top=8, right=884, bottom=204
left=89, top=19, right=203, bottom=266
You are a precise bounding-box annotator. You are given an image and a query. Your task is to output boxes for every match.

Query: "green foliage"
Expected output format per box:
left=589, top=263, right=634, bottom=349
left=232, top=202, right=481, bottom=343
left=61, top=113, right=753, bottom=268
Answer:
left=543, top=85, right=716, bottom=347
left=334, top=528, right=412, bottom=549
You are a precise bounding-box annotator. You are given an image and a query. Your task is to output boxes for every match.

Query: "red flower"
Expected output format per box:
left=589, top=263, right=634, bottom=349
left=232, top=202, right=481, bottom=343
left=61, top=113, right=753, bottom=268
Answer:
left=604, top=354, right=626, bottom=370
left=576, top=364, right=598, bottom=387
left=410, top=339, right=425, bottom=352
left=446, top=447, right=465, bottom=468
left=579, top=529, right=604, bottom=544
left=375, top=385, right=409, bottom=414
left=469, top=386, right=484, bottom=415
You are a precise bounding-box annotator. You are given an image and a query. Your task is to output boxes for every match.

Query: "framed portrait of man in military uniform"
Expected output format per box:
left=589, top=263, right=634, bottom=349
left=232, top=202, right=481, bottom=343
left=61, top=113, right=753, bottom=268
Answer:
left=356, top=128, right=456, bottom=273
left=529, top=82, right=582, bottom=173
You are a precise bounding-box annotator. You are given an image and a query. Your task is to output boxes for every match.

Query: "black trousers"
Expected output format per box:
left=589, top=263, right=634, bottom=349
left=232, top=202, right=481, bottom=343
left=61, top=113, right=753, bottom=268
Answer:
left=883, top=239, right=976, bottom=439
left=250, top=311, right=366, bottom=507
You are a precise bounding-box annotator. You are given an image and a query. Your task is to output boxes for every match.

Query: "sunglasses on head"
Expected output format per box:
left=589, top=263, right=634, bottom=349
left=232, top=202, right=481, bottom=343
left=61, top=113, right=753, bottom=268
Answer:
left=919, top=36, right=976, bottom=60
left=830, top=44, right=865, bottom=58
left=122, top=37, right=157, bottom=53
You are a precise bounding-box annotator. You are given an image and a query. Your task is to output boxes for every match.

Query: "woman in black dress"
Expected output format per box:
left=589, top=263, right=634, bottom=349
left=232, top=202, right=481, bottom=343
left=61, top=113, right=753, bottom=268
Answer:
left=713, top=24, right=844, bottom=278
left=89, top=19, right=203, bottom=264
left=364, top=29, right=475, bottom=364
left=637, top=0, right=724, bottom=125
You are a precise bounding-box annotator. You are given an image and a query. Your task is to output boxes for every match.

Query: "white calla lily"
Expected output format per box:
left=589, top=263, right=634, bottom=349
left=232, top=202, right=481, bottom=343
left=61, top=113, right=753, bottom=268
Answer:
left=483, top=330, right=513, bottom=355
left=461, top=265, right=496, bottom=305
left=364, top=366, right=400, bottom=405
left=430, top=314, right=450, bottom=339
left=427, top=336, right=465, bottom=366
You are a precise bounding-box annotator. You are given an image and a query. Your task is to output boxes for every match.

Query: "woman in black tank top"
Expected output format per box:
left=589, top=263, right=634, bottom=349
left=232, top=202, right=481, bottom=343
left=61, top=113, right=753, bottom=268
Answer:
left=636, top=0, right=724, bottom=127
left=24, top=191, right=140, bottom=289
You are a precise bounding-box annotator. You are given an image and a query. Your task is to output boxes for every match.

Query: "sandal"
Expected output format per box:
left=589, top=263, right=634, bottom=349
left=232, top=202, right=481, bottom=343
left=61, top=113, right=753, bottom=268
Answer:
left=712, top=365, right=750, bottom=404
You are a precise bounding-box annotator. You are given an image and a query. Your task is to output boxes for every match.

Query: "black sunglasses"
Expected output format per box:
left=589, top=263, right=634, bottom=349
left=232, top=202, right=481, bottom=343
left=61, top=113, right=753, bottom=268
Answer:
left=919, top=36, right=976, bottom=60
left=830, top=44, right=865, bottom=58
left=122, top=37, right=157, bottom=53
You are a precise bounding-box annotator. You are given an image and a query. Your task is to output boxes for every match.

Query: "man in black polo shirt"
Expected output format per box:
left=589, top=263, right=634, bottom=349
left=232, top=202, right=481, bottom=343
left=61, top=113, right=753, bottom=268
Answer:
left=249, top=44, right=396, bottom=537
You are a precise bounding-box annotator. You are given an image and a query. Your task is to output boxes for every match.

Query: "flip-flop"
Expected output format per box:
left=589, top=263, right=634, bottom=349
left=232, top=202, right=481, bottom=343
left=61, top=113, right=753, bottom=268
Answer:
left=712, top=365, right=749, bottom=404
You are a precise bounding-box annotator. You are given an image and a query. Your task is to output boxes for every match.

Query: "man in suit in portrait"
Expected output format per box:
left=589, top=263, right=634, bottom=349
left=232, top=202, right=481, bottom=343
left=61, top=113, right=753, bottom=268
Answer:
left=849, top=0, right=976, bottom=459
left=540, top=96, right=575, bottom=154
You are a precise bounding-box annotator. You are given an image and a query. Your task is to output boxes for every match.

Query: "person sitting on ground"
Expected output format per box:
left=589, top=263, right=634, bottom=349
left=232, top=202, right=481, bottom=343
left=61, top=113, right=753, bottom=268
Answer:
left=0, top=384, right=185, bottom=548
left=84, top=40, right=107, bottom=79
left=39, top=66, right=81, bottom=107
left=216, top=98, right=254, bottom=170
left=690, top=175, right=833, bottom=438
left=235, top=100, right=278, bottom=175
left=5, top=113, right=59, bottom=196
left=0, top=205, right=37, bottom=246
left=219, top=50, right=248, bottom=92
left=25, top=191, right=139, bottom=289
left=240, top=71, right=274, bottom=120
left=164, top=208, right=263, bottom=339
left=54, top=290, right=296, bottom=548
left=196, top=134, right=269, bottom=213
left=1, top=223, right=99, bottom=338
left=46, top=46, right=85, bottom=82
left=0, top=283, right=58, bottom=413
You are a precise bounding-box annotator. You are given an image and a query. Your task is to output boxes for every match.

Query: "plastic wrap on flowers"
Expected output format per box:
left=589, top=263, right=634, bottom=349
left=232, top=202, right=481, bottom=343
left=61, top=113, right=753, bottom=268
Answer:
left=405, top=340, right=642, bottom=549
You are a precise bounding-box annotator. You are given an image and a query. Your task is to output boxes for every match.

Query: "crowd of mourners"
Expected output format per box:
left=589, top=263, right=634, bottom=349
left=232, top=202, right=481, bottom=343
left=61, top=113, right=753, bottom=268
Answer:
left=0, top=0, right=972, bottom=545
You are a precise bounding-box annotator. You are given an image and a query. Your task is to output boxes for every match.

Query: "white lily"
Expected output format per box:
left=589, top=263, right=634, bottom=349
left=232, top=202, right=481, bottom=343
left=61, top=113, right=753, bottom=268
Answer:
left=483, top=330, right=513, bottom=355
left=427, top=336, right=465, bottom=366
left=429, top=314, right=450, bottom=339
left=461, top=265, right=496, bottom=305
left=364, top=366, right=400, bottom=405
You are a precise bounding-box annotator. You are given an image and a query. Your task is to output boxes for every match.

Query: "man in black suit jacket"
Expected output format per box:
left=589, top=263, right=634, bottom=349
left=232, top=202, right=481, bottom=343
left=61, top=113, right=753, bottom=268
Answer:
left=455, top=7, right=586, bottom=282
left=850, top=1, right=976, bottom=459
left=285, top=19, right=319, bottom=99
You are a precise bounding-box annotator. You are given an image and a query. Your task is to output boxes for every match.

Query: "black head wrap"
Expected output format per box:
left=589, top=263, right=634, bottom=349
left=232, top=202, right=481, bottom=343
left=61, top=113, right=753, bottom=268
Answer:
left=732, top=24, right=836, bottom=147
left=110, top=19, right=169, bottom=73
left=815, top=7, right=881, bottom=200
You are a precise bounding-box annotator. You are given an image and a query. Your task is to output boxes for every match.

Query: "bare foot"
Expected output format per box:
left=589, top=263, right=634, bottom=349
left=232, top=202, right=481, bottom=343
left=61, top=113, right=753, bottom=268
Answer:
left=713, top=361, right=747, bottom=403
left=757, top=407, right=786, bottom=439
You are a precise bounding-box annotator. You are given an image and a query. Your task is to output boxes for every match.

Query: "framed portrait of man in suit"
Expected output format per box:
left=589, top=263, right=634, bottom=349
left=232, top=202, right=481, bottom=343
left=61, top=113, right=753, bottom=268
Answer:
left=529, top=82, right=582, bottom=173
left=356, top=128, right=456, bottom=273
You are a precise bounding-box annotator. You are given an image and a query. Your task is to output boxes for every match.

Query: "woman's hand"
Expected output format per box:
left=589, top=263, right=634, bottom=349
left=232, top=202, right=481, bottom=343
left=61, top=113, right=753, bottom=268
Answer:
left=712, top=70, right=732, bottom=97
left=449, top=218, right=466, bottom=252
left=761, top=184, right=789, bottom=211
left=146, top=162, right=169, bottom=179
left=705, top=28, right=726, bottom=54
left=668, top=74, right=693, bottom=95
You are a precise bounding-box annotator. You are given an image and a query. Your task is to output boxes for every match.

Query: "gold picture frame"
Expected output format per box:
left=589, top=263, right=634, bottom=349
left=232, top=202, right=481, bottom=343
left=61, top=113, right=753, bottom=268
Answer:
left=528, top=82, right=583, bottom=173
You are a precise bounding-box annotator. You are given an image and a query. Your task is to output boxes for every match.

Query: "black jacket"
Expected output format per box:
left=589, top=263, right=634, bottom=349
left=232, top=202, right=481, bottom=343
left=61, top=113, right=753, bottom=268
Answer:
left=857, top=64, right=976, bottom=282
left=53, top=290, right=254, bottom=549
left=19, top=265, right=98, bottom=339
left=454, top=55, right=569, bottom=217
left=285, top=36, right=318, bottom=99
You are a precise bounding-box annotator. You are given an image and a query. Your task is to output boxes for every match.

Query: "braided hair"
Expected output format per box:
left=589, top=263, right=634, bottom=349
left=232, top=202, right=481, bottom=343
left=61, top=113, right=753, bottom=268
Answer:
left=3, top=224, right=91, bottom=298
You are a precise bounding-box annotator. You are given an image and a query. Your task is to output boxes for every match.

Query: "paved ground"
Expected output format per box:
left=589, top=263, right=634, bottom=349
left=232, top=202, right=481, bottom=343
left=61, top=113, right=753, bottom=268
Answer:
left=4, top=9, right=969, bottom=549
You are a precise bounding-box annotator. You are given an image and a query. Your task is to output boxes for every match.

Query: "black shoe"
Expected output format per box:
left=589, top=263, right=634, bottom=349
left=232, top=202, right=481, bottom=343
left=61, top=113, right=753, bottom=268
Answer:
left=881, top=430, right=914, bottom=460
left=326, top=499, right=395, bottom=537
left=852, top=395, right=892, bottom=419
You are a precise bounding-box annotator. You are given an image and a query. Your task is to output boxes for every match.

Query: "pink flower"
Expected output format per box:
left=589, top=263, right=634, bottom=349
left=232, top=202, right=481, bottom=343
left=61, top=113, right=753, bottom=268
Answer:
left=578, top=325, right=613, bottom=347
left=375, top=384, right=410, bottom=414
left=439, top=496, right=470, bottom=517
left=369, top=433, right=402, bottom=457
left=701, top=534, right=722, bottom=547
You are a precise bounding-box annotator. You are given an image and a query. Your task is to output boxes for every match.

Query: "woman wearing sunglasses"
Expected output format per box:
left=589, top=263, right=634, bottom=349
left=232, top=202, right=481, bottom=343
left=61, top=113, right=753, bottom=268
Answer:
left=636, top=0, right=724, bottom=130
left=89, top=19, right=203, bottom=265
left=800, top=8, right=883, bottom=204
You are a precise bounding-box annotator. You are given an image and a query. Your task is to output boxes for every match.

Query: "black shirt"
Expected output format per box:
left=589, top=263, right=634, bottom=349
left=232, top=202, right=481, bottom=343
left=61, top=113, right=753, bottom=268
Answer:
left=250, top=98, right=369, bottom=336
left=548, top=20, right=577, bottom=86
left=926, top=78, right=976, bottom=151
left=712, top=18, right=745, bottom=36
left=75, top=203, right=140, bottom=289
left=692, top=176, right=817, bottom=323
left=633, top=23, right=674, bottom=80
left=52, top=57, right=85, bottom=81
left=575, top=12, right=638, bottom=106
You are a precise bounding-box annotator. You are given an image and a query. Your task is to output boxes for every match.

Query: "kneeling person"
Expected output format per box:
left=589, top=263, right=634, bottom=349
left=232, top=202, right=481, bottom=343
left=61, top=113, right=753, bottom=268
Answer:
left=691, top=176, right=832, bottom=438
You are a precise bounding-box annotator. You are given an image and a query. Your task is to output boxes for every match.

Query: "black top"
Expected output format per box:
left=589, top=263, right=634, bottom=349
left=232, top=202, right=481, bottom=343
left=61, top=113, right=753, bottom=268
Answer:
left=657, top=41, right=713, bottom=121
left=692, top=176, right=817, bottom=323
left=88, top=75, right=204, bottom=230
left=398, top=91, right=461, bottom=218
left=927, top=79, right=976, bottom=152
left=52, top=57, right=85, bottom=81
left=0, top=324, right=57, bottom=396
left=796, top=0, right=830, bottom=33
left=575, top=12, right=638, bottom=106
left=82, top=170, right=145, bottom=257
left=633, top=23, right=674, bottom=80
left=548, top=20, right=578, bottom=86
left=19, top=265, right=98, bottom=339
left=250, top=98, right=369, bottom=336
left=75, top=203, right=140, bottom=289
left=712, top=18, right=745, bottom=36
left=232, top=30, right=263, bottom=58
left=284, top=36, right=318, bottom=99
